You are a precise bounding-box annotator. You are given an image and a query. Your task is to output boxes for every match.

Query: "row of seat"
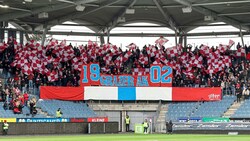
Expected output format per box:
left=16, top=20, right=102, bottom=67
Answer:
left=36, top=100, right=97, bottom=118
left=166, top=95, right=236, bottom=121
left=232, top=99, right=250, bottom=118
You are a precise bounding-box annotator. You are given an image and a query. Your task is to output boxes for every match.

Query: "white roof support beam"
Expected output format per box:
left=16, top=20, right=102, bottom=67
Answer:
left=41, top=0, right=123, bottom=30
left=173, top=0, right=250, bottom=31
left=153, top=0, right=179, bottom=32
left=101, top=0, right=137, bottom=33
left=56, top=0, right=99, bottom=5
left=0, top=0, right=98, bottom=22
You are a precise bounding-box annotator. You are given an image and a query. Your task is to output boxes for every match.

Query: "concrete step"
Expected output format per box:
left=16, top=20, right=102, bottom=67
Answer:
left=223, top=101, right=244, bottom=117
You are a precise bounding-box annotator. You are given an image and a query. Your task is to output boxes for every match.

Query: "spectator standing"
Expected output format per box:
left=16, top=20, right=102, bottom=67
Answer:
left=243, top=87, right=250, bottom=100
left=28, top=74, right=34, bottom=89
left=236, top=87, right=241, bottom=103
left=23, top=92, right=29, bottom=106
left=29, top=98, right=36, bottom=116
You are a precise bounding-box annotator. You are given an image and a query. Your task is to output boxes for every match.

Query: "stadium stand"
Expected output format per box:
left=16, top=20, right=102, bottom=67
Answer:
left=232, top=99, right=250, bottom=118
left=166, top=95, right=236, bottom=121
left=0, top=38, right=247, bottom=120
left=36, top=100, right=96, bottom=118
left=0, top=101, right=46, bottom=118
left=0, top=38, right=248, bottom=90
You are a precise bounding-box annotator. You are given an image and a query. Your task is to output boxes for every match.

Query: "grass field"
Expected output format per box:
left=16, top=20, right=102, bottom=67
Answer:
left=0, top=134, right=249, bottom=141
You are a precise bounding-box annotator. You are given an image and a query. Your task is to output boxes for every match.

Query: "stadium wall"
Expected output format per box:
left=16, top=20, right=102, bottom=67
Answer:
left=0, top=122, right=118, bottom=135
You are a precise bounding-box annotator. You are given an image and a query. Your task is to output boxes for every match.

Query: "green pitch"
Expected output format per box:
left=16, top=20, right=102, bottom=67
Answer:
left=0, top=134, right=250, bottom=141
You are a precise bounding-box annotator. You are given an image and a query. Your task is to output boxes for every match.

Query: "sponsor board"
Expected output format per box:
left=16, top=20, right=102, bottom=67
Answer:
left=174, top=122, right=250, bottom=130
left=70, top=118, right=86, bottom=122
left=178, top=117, right=202, bottom=122
left=17, top=118, right=69, bottom=122
left=87, top=117, right=108, bottom=122
left=202, top=117, right=230, bottom=122
left=0, top=118, right=16, bottom=122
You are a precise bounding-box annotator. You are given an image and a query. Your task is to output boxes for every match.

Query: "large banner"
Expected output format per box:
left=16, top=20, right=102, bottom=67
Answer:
left=81, top=64, right=172, bottom=87
left=40, top=86, right=83, bottom=100
left=40, top=86, right=221, bottom=101
left=40, top=64, right=221, bottom=101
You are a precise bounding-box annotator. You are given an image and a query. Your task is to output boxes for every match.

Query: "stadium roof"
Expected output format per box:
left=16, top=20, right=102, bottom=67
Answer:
left=1, top=0, right=250, bottom=34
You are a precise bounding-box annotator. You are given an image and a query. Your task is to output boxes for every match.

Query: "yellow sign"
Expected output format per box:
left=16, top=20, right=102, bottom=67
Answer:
left=0, top=118, right=16, bottom=122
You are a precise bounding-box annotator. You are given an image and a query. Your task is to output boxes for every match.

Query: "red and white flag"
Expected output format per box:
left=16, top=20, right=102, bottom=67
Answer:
left=155, top=36, right=169, bottom=47
left=138, top=53, right=149, bottom=65
left=166, top=45, right=182, bottom=58
left=235, top=48, right=246, bottom=57
left=218, top=44, right=229, bottom=53
left=104, top=53, right=113, bottom=65
left=123, top=51, right=132, bottom=62
left=22, top=62, right=33, bottom=75
left=0, top=42, right=8, bottom=52
left=47, top=70, right=59, bottom=82
left=114, top=54, right=123, bottom=68
left=126, top=43, right=138, bottom=52
left=132, top=68, right=150, bottom=76
left=229, top=39, right=235, bottom=47
left=199, top=45, right=211, bottom=56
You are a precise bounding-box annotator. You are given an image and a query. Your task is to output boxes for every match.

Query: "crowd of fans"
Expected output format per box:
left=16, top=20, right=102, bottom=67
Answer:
left=0, top=81, right=37, bottom=116
left=0, top=38, right=250, bottom=110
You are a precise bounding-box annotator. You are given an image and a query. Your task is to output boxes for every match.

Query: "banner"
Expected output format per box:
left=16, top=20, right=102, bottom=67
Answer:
left=0, top=118, right=16, bottom=122
left=16, top=118, right=69, bottom=122
left=70, top=118, right=86, bottom=122
left=40, top=86, right=220, bottom=101
left=87, top=117, right=108, bottom=122
left=202, top=117, right=230, bottom=122
left=81, top=64, right=172, bottom=87
left=40, top=86, right=83, bottom=100
left=84, top=86, right=172, bottom=100
left=178, top=117, right=202, bottom=122
left=174, top=122, right=250, bottom=130
left=172, top=87, right=221, bottom=101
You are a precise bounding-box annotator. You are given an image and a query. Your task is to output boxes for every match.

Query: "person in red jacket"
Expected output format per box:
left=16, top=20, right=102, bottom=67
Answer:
left=23, top=92, right=29, bottom=106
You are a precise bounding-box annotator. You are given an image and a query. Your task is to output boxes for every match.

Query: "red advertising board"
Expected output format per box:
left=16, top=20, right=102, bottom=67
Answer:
left=70, top=118, right=86, bottom=123
left=172, top=87, right=221, bottom=101
left=87, top=117, right=108, bottom=122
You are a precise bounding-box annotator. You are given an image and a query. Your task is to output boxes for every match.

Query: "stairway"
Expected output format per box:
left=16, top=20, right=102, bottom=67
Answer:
left=223, top=101, right=243, bottom=117
left=36, top=107, right=52, bottom=118
left=155, top=104, right=168, bottom=133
